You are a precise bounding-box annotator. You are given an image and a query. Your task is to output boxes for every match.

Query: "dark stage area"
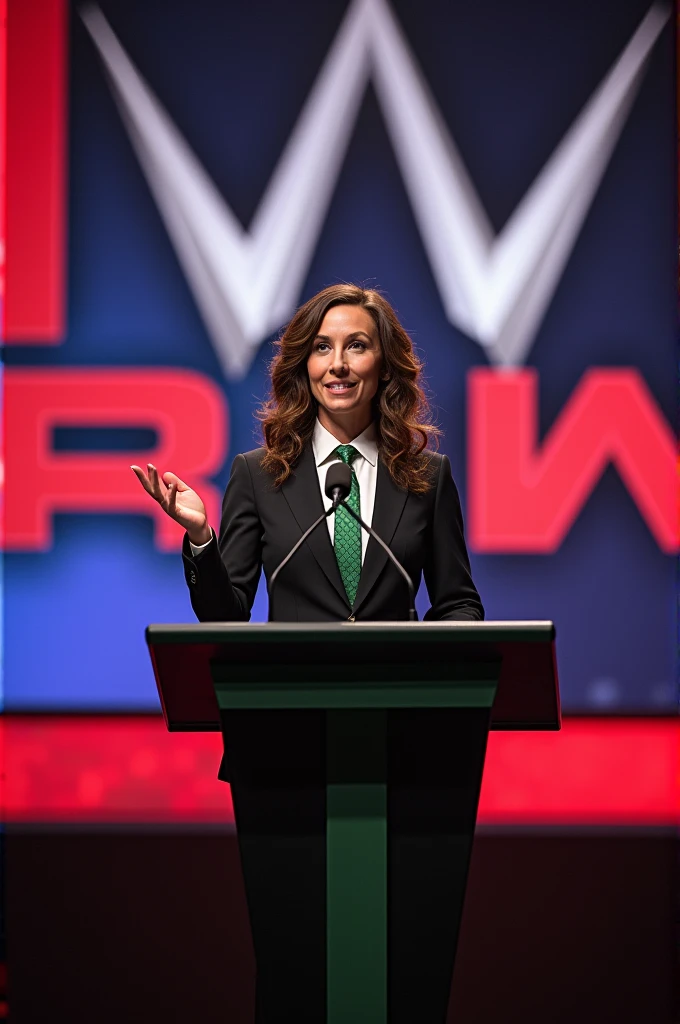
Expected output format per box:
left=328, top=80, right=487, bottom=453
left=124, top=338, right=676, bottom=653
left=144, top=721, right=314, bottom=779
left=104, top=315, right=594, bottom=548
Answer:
left=5, top=827, right=676, bottom=1023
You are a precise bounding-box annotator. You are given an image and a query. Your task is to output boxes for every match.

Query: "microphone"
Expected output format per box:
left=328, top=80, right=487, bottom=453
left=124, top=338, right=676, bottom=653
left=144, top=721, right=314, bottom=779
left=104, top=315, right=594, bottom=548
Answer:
left=325, top=462, right=352, bottom=509
left=269, top=462, right=417, bottom=621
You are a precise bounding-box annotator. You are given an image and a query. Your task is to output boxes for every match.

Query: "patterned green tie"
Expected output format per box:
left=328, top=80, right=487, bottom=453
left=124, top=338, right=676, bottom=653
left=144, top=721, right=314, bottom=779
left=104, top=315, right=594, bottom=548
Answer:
left=333, top=444, right=362, bottom=606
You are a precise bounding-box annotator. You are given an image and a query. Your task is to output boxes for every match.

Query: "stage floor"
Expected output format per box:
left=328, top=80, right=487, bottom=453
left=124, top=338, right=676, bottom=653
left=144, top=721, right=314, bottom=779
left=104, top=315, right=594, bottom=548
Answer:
left=4, top=826, right=676, bottom=1023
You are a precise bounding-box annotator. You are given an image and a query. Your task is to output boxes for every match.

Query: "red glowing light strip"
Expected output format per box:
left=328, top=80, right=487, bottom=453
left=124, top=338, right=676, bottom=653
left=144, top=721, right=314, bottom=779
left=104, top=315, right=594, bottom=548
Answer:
left=4, top=0, right=67, bottom=342
left=0, top=716, right=677, bottom=826
left=481, top=717, right=678, bottom=825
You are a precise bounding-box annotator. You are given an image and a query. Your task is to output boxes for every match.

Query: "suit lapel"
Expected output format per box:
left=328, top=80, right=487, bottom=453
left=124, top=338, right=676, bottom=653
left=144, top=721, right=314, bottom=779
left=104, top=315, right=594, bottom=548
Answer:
left=281, top=444, right=349, bottom=606
left=353, top=459, right=408, bottom=613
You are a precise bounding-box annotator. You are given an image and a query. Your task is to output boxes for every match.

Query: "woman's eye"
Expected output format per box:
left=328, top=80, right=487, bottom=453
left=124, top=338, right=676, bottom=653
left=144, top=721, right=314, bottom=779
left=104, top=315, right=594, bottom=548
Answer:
left=349, top=341, right=366, bottom=351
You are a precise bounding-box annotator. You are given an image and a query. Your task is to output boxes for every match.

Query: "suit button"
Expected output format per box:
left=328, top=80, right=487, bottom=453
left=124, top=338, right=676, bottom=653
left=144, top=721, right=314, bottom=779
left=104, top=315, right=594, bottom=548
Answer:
left=190, top=572, right=197, bottom=585
left=347, top=614, right=355, bottom=622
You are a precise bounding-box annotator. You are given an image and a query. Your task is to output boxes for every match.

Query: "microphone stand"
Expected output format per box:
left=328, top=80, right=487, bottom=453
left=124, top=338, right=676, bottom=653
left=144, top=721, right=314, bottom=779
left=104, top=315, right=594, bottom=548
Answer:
left=338, top=500, right=417, bottom=622
left=268, top=507, right=334, bottom=593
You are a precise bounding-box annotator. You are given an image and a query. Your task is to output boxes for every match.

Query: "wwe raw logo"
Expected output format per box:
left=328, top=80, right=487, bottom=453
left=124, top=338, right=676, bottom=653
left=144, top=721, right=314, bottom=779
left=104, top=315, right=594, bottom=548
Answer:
left=82, top=0, right=668, bottom=379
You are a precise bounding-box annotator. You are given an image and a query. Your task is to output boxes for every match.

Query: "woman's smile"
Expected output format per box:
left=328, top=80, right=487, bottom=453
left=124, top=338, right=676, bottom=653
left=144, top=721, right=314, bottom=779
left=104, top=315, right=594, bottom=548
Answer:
left=323, top=380, right=358, bottom=393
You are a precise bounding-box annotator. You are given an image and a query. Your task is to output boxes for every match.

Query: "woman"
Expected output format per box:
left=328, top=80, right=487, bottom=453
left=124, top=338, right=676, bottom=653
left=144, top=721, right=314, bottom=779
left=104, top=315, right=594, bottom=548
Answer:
left=133, top=283, right=483, bottom=625
left=133, top=284, right=484, bottom=1024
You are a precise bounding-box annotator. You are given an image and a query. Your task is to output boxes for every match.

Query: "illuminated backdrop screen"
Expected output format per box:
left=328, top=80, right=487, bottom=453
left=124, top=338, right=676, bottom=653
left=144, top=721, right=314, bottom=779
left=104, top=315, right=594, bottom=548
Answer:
left=3, top=0, right=676, bottom=711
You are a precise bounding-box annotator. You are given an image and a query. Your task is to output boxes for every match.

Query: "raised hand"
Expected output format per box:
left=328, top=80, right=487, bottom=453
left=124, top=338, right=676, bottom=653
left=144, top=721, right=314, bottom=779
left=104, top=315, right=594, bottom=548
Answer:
left=131, top=463, right=212, bottom=546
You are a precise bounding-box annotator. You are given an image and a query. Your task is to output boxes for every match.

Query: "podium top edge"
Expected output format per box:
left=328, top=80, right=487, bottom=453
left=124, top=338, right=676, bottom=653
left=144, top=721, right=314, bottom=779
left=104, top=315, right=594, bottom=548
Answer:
left=146, top=620, right=556, bottom=644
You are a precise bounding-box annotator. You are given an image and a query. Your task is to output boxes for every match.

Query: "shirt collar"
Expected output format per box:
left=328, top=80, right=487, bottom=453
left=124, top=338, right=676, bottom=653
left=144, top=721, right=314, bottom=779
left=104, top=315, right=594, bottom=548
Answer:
left=312, top=418, right=378, bottom=468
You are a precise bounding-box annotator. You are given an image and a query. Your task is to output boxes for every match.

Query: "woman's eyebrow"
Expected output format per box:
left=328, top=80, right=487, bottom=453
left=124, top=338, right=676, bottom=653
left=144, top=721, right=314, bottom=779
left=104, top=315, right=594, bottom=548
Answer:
left=313, top=331, right=374, bottom=342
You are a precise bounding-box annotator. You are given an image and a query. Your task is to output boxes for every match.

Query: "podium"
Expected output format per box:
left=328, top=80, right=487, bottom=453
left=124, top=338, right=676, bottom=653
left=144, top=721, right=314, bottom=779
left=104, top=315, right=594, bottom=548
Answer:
left=147, top=621, right=560, bottom=1023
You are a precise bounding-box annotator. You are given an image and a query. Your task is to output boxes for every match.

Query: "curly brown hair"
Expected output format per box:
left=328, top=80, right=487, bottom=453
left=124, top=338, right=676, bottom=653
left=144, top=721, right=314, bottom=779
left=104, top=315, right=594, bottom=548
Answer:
left=257, top=284, right=440, bottom=493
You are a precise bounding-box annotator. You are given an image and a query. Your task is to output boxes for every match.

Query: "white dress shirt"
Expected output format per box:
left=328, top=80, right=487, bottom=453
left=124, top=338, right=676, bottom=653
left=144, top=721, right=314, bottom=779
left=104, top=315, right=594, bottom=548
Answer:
left=190, top=419, right=378, bottom=562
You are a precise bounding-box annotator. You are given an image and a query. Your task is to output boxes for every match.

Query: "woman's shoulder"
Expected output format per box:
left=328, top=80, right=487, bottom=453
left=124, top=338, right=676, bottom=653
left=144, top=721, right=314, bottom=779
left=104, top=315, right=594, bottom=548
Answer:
left=382, top=449, right=447, bottom=501
left=422, top=450, right=445, bottom=469
left=227, top=448, right=274, bottom=498
left=236, top=447, right=267, bottom=466
left=413, top=450, right=457, bottom=498
left=421, top=449, right=446, bottom=483
left=230, top=447, right=269, bottom=479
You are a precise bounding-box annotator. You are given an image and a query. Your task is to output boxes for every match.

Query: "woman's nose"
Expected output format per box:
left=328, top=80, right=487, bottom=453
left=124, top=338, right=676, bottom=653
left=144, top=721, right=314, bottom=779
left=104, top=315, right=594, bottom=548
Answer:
left=330, top=350, right=348, bottom=374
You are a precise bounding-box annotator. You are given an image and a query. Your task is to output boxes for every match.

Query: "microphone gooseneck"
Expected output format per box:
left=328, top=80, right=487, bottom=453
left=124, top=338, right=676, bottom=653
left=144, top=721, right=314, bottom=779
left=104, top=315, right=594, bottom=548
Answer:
left=268, top=508, right=332, bottom=594
left=268, top=464, right=341, bottom=600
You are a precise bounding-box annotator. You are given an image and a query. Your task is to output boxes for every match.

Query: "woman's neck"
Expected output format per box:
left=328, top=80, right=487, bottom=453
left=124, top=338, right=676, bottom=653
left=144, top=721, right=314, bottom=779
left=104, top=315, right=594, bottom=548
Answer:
left=317, top=408, right=373, bottom=445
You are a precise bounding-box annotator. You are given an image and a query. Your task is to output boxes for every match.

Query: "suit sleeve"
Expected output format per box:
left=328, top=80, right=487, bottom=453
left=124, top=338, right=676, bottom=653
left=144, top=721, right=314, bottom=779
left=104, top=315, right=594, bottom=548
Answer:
left=423, top=455, right=484, bottom=621
left=181, top=454, right=263, bottom=621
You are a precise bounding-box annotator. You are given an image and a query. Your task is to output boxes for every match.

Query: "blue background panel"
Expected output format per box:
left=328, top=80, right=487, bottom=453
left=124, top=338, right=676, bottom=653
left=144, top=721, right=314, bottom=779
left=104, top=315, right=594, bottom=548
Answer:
left=3, top=0, right=676, bottom=710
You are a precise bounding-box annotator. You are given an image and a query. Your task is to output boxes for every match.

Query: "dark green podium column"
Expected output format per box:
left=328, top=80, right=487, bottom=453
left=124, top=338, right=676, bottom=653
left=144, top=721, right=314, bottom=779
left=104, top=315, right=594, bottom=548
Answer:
left=210, top=659, right=500, bottom=1024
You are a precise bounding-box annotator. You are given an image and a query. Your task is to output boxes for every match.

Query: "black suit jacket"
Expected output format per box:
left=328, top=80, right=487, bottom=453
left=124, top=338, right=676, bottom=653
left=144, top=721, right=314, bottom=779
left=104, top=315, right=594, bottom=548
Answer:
left=182, top=444, right=483, bottom=622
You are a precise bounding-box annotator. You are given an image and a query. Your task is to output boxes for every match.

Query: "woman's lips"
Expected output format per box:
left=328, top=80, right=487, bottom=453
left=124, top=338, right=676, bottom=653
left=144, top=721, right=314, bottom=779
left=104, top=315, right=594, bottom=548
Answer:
left=324, top=381, right=357, bottom=391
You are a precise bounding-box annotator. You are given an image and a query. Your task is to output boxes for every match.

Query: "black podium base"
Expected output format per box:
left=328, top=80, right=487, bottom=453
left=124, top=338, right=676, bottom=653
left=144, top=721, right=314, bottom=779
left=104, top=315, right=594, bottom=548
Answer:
left=222, top=706, right=491, bottom=1024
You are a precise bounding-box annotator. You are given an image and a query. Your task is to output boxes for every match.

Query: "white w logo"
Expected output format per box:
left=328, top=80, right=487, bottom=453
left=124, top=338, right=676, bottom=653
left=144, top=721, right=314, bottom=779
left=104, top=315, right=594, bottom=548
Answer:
left=82, top=0, right=667, bottom=378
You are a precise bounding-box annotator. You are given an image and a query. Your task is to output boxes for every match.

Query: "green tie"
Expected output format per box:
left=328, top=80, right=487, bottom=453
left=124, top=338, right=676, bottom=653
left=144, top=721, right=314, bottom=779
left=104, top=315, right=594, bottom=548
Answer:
left=333, top=444, right=362, bottom=606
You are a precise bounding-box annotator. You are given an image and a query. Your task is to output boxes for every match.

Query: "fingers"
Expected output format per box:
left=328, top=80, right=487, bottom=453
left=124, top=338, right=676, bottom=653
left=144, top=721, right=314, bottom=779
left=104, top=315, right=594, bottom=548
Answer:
left=147, top=463, right=166, bottom=503
left=131, top=465, right=186, bottom=523
left=130, top=465, right=155, bottom=497
left=131, top=463, right=170, bottom=507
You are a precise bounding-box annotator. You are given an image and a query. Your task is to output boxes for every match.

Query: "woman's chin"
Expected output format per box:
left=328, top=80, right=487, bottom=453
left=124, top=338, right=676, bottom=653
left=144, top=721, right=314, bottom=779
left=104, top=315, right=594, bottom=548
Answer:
left=321, top=397, right=363, bottom=416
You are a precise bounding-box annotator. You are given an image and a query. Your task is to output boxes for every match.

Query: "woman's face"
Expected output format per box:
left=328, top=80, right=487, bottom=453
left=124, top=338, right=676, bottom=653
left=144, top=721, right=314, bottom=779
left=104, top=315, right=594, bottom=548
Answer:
left=306, top=304, right=382, bottom=435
